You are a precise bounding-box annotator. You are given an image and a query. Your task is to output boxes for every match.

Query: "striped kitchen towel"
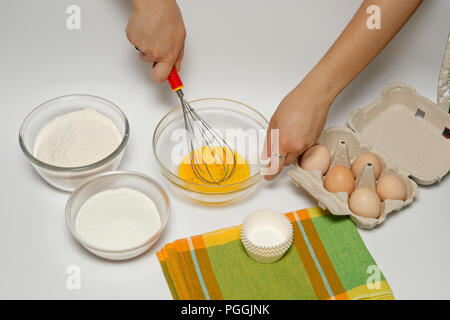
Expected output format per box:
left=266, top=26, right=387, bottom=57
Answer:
left=157, top=207, right=393, bottom=300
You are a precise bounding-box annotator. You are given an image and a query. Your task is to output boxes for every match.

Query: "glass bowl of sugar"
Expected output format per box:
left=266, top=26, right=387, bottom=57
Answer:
left=65, top=171, right=170, bottom=260
left=19, top=94, right=129, bottom=191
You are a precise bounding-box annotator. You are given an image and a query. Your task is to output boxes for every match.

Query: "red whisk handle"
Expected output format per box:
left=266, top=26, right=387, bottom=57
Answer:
left=168, top=67, right=183, bottom=92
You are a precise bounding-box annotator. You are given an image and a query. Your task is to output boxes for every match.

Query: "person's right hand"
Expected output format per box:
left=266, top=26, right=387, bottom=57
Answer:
left=126, top=0, right=186, bottom=83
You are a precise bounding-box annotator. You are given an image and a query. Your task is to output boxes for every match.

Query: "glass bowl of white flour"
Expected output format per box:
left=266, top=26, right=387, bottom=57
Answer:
left=65, top=171, right=170, bottom=260
left=19, top=94, right=129, bottom=191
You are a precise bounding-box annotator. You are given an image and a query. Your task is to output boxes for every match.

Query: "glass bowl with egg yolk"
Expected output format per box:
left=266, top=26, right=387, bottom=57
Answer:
left=153, top=98, right=269, bottom=205
left=178, top=146, right=251, bottom=193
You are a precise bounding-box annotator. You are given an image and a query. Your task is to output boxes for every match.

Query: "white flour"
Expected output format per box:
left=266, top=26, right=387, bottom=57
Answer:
left=33, top=108, right=121, bottom=167
left=76, top=188, right=161, bottom=251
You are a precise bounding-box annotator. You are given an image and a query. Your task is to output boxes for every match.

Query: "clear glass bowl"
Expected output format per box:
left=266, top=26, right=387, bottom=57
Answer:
left=65, top=171, right=170, bottom=260
left=19, top=94, right=129, bottom=191
left=153, top=98, right=269, bottom=205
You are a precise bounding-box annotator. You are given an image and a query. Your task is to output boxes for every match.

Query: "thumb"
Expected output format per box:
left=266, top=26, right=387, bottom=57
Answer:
left=151, top=61, right=175, bottom=83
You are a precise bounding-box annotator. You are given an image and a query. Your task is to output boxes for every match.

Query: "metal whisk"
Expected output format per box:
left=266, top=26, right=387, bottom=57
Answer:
left=167, top=68, right=236, bottom=184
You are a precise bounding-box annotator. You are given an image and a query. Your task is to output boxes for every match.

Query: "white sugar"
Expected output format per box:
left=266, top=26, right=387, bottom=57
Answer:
left=76, top=188, right=161, bottom=251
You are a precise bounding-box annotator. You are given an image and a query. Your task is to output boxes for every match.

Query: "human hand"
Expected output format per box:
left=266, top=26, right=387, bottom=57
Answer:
left=263, top=78, right=335, bottom=180
left=261, top=0, right=422, bottom=181
left=126, top=0, right=186, bottom=83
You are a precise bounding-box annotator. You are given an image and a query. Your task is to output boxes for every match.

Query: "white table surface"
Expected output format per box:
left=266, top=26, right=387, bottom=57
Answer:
left=1, top=0, right=449, bottom=300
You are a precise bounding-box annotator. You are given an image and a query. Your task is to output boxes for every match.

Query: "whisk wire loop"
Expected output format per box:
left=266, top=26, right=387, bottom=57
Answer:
left=176, top=90, right=237, bottom=184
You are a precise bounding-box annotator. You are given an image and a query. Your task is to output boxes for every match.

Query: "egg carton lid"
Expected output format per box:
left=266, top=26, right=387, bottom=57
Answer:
left=347, top=82, right=450, bottom=185
left=437, top=31, right=450, bottom=113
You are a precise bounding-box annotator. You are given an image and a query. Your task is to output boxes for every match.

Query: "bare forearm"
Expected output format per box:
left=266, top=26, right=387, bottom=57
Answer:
left=304, top=0, right=422, bottom=102
left=132, top=0, right=170, bottom=11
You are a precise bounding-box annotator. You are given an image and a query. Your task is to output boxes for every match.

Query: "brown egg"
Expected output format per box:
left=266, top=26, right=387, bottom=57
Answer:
left=324, top=165, right=355, bottom=195
left=352, top=152, right=382, bottom=179
left=349, top=187, right=382, bottom=219
left=300, top=145, right=331, bottom=175
left=376, top=174, right=407, bottom=201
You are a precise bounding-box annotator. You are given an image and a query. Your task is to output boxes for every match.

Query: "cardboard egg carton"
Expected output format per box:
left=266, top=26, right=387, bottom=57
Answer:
left=288, top=83, right=450, bottom=229
left=437, top=31, right=449, bottom=112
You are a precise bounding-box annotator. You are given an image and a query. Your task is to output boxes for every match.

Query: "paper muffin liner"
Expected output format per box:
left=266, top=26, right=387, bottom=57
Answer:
left=241, top=209, right=293, bottom=264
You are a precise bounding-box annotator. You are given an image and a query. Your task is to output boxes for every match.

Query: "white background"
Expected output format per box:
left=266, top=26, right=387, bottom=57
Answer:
left=0, top=0, right=449, bottom=299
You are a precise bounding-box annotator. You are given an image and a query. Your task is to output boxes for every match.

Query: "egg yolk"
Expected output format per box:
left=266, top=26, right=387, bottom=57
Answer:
left=178, top=147, right=250, bottom=193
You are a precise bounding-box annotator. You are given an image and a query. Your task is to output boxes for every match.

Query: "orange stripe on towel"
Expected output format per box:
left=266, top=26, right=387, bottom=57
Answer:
left=191, top=235, right=224, bottom=300
left=165, top=243, right=191, bottom=300
left=174, top=239, right=205, bottom=300
left=157, top=247, right=179, bottom=300
left=299, top=214, right=348, bottom=299
left=289, top=210, right=330, bottom=299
